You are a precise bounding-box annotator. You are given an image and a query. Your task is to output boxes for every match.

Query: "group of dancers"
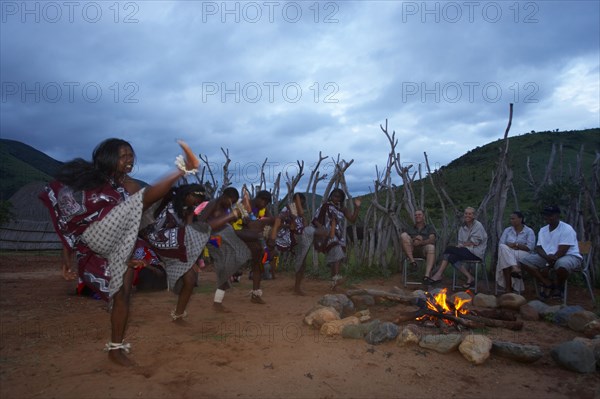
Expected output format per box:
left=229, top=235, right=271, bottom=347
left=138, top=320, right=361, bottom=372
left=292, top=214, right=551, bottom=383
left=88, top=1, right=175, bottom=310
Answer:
left=39, top=138, right=361, bottom=366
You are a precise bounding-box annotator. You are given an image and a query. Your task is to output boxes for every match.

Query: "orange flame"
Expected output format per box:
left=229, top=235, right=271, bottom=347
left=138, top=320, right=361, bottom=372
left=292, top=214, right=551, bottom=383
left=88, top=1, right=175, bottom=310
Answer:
left=417, top=288, right=471, bottom=324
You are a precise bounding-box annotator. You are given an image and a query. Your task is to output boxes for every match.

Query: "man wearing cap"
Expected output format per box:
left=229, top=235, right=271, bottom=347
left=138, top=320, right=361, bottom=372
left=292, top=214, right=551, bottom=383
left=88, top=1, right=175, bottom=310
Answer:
left=519, top=205, right=582, bottom=300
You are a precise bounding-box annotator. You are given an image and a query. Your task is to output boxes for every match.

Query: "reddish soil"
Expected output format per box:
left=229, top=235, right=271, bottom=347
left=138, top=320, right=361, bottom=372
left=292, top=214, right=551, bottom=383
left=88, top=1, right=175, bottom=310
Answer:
left=1, top=253, right=599, bottom=399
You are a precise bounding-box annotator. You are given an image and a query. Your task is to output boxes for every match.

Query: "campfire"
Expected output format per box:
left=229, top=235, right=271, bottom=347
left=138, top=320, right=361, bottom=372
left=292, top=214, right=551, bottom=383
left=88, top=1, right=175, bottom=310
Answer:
left=411, top=289, right=524, bottom=332
left=417, top=289, right=471, bottom=325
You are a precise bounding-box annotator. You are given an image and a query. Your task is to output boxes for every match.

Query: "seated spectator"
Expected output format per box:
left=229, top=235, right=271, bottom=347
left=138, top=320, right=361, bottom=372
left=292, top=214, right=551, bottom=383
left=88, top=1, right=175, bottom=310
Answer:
left=519, top=205, right=582, bottom=300
left=429, top=207, right=487, bottom=289
left=400, top=209, right=436, bottom=282
left=495, top=211, right=535, bottom=293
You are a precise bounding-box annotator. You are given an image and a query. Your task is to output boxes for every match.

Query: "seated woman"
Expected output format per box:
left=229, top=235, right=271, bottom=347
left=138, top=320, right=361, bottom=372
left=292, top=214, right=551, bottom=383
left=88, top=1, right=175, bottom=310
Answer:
left=495, top=211, right=535, bottom=293
left=429, top=207, right=487, bottom=289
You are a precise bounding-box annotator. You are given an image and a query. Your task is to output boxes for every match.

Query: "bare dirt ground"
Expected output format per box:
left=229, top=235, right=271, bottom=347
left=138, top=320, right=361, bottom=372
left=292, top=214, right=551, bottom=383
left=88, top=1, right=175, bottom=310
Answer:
left=1, top=253, right=599, bottom=399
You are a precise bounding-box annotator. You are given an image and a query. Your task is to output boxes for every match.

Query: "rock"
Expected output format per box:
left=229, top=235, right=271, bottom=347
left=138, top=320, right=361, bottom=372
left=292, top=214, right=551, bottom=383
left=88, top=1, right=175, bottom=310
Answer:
left=567, top=311, right=598, bottom=332
left=390, top=286, right=412, bottom=296
left=395, top=307, right=421, bottom=323
left=519, top=303, right=540, bottom=321
left=411, top=290, right=427, bottom=300
left=582, top=319, right=600, bottom=338
left=539, top=304, right=562, bottom=318
left=320, top=316, right=360, bottom=337
left=472, top=293, right=497, bottom=308
left=572, top=337, right=600, bottom=368
left=419, top=334, right=463, bottom=353
left=364, top=322, right=399, bottom=345
left=350, top=295, right=375, bottom=310
left=551, top=340, right=596, bottom=373
left=498, top=293, right=527, bottom=310
left=341, top=319, right=381, bottom=339
left=304, top=306, right=340, bottom=328
left=353, top=309, right=371, bottom=322
left=554, top=305, right=585, bottom=326
left=492, top=341, right=543, bottom=363
left=319, top=294, right=355, bottom=317
left=451, top=291, right=472, bottom=303
left=428, top=287, right=446, bottom=297
left=526, top=299, right=550, bottom=314
left=396, top=324, right=421, bottom=347
left=459, top=335, right=492, bottom=365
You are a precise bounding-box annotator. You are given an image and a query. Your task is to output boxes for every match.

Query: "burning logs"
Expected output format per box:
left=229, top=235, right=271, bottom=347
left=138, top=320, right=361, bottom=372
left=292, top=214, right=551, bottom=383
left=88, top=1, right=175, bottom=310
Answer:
left=396, top=288, right=524, bottom=331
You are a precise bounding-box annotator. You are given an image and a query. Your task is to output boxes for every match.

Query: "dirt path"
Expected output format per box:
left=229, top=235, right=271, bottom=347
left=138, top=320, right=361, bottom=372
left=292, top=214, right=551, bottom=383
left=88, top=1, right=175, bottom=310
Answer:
left=0, top=254, right=598, bottom=399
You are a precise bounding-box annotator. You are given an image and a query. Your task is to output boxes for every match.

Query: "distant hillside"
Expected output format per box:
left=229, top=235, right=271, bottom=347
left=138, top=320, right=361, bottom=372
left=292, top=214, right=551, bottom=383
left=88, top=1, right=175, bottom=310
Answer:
left=0, top=139, right=149, bottom=201
left=0, top=139, right=60, bottom=200
left=1, top=129, right=598, bottom=214
left=429, top=128, right=599, bottom=211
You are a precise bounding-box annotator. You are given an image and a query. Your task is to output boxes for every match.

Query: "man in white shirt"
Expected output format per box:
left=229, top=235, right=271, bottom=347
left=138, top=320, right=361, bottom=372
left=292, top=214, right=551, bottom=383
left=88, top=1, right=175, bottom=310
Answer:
left=520, top=205, right=582, bottom=300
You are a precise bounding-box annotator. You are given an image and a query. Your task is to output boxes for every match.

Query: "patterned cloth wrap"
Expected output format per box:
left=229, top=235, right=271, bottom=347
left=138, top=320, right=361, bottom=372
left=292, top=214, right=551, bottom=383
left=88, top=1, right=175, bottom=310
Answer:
left=207, top=224, right=251, bottom=288
left=39, top=180, right=160, bottom=301
left=142, top=201, right=211, bottom=291
left=311, top=201, right=347, bottom=263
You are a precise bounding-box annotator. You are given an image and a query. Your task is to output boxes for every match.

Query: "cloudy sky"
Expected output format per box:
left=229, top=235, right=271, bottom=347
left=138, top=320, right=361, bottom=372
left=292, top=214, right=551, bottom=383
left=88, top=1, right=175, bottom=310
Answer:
left=1, top=0, right=599, bottom=195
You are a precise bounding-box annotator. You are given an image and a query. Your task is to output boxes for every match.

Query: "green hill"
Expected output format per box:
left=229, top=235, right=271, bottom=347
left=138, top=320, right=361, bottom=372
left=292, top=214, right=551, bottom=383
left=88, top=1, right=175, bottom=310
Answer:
left=0, top=139, right=60, bottom=201
left=1, top=128, right=598, bottom=213
left=438, top=128, right=599, bottom=207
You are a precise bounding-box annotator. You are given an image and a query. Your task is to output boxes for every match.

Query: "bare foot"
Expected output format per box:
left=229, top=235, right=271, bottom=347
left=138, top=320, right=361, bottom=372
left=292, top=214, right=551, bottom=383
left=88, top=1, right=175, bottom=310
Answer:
left=213, top=302, right=232, bottom=313
left=177, top=140, right=200, bottom=170
left=108, top=349, right=136, bottom=367
left=172, top=318, right=189, bottom=326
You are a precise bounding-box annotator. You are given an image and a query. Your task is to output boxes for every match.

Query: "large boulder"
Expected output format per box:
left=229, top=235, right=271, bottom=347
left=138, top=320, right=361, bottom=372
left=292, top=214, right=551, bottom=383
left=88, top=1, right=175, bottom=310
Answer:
left=304, top=306, right=340, bottom=328
left=459, top=335, right=492, bottom=365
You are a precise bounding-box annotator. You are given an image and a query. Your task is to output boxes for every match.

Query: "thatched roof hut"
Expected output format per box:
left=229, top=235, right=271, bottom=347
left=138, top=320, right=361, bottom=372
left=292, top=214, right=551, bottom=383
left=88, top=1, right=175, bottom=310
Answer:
left=0, top=181, right=62, bottom=250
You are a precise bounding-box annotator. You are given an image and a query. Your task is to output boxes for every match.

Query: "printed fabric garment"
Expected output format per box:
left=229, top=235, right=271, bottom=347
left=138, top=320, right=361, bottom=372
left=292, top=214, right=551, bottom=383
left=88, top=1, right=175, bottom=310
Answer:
left=275, top=204, right=305, bottom=251
left=161, top=223, right=211, bottom=291
left=39, top=180, right=157, bottom=300
left=76, top=239, right=161, bottom=301
left=141, top=202, right=187, bottom=262
left=207, top=224, right=251, bottom=288
left=311, top=201, right=346, bottom=254
left=80, top=189, right=146, bottom=297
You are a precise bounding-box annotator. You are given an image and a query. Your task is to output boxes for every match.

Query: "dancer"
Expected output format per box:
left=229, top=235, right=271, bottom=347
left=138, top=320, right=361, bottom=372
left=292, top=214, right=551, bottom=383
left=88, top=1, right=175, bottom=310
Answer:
left=40, top=138, right=200, bottom=367
left=312, top=188, right=361, bottom=290
left=141, top=183, right=241, bottom=314
left=269, top=193, right=323, bottom=295
left=201, top=187, right=251, bottom=311
left=233, top=189, right=275, bottom=304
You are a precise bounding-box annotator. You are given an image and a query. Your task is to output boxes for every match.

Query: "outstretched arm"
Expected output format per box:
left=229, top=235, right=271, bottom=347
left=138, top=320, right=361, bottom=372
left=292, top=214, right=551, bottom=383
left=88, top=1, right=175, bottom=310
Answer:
left=207, top=208, right=242, bottom=230
left=345, top=198, right=361, bottom=223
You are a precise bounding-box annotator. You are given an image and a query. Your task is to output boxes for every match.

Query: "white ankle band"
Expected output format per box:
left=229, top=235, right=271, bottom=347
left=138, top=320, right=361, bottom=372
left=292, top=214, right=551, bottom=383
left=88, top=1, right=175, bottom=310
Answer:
left=214, top=289, right=225, bottom=303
